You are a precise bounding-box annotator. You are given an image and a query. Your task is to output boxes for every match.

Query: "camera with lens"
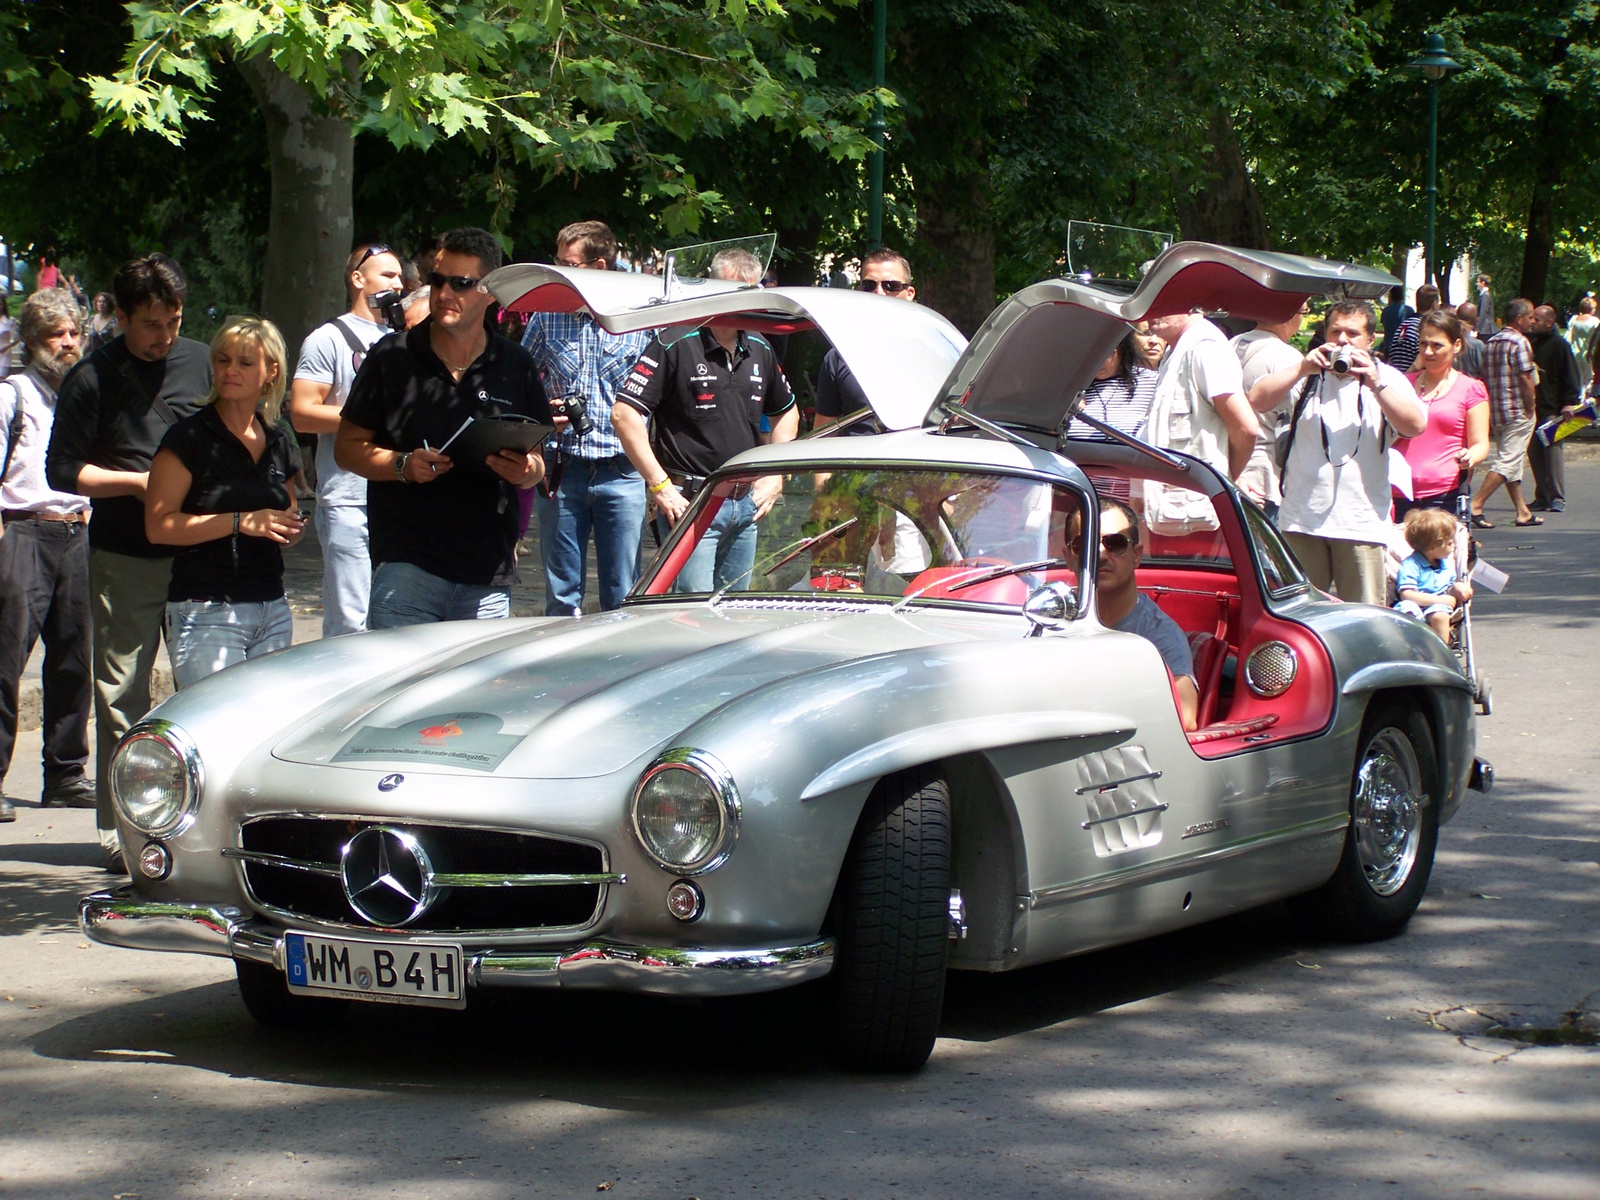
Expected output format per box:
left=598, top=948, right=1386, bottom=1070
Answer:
left=1328, top=344, right=1360, bottom=377
left=367, top=289, right=407, bottom=333
left=550, top=394, right=595, bottom=437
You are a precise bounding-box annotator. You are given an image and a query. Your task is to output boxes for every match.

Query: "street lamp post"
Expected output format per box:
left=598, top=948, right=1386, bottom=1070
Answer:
left=866, top=0, right=887, bottom=250
left=1406, top=32, right=1463, bottom=287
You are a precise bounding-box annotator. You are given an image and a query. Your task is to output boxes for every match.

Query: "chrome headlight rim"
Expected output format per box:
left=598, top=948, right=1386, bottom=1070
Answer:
left=630, top=747, right=741, bottom=876
left=111, top=720, right=203, bottom=837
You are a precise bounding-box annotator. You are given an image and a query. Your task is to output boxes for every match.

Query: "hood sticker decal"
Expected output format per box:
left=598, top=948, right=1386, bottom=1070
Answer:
left=333, top=712, right=524, bottom=772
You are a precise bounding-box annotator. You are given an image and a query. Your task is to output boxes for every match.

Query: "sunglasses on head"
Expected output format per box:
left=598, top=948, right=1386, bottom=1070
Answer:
left=354, top=244, right=392, bottom=269
left=1071, top=532, right=1136, bottom=555
left=428, top=270, right=483, bottom=293
left=857, top=278, right=912, bottom=294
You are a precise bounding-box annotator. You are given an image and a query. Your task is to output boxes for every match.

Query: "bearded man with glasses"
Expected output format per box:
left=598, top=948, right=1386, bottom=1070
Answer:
left=336, top=227, right=550, bottom=628
left=813, top=248, right=917, bottom=435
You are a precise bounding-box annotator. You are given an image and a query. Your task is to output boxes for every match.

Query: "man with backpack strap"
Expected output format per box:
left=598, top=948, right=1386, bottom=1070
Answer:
left=0, top=290, right=93, bottom=823
left=289, top=241, right=407, bottom=637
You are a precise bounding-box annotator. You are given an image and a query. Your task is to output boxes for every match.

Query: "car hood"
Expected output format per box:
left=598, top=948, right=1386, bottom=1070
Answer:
left=271, top=603, right=995, bottom=779
left=483, top=264, right=967, bottom=432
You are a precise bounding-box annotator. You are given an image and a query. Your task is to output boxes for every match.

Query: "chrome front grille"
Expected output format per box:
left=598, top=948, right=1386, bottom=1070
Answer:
left=232, top=816, right=614, bottom=933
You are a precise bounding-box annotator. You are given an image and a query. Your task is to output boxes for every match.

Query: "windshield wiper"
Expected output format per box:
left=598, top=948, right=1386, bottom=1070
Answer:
left=891, top=557, right=1066, bottom=613
left=709, top=517, right=859, bottom=608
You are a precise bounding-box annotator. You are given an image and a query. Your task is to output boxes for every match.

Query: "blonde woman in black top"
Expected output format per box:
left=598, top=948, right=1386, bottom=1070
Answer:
left=145, top=316, right=304, bottom=689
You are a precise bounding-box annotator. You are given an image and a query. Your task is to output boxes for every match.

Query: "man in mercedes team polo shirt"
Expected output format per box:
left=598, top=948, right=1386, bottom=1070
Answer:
left=611, top=247, right=798, bottom=592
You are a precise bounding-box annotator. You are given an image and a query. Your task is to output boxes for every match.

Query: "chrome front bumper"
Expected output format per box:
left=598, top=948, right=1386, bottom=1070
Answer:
left=80, top=888, right=835, bottom=997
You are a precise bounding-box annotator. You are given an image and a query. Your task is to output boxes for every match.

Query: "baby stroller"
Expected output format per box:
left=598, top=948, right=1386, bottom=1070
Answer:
left=1450, top=494, right=1491, bottom=716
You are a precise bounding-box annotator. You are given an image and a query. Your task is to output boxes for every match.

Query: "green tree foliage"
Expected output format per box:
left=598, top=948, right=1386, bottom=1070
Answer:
left=88, top=0, right=882, bottom=235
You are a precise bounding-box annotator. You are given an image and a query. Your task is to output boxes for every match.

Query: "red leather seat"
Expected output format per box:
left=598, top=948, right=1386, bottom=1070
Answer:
left=1186, top=631, right=1228, bottom=729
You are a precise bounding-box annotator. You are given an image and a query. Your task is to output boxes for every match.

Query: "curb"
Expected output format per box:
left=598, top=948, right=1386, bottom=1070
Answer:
left=16, top=664, right=174, bottom=734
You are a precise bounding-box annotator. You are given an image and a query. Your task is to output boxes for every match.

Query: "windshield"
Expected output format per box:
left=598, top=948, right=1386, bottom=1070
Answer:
left=636, top=467, right=1088, bottom=606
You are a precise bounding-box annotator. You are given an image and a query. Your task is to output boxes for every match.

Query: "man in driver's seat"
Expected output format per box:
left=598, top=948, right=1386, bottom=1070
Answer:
left=1087, top=498, right=1199, bottom=731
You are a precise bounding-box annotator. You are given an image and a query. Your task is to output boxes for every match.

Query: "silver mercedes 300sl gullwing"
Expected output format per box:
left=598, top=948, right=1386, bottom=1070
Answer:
left=82, top=242, right=1490, bottom=1070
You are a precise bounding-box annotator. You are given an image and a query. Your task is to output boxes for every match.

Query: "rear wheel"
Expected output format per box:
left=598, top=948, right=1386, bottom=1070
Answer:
left=235, top=959, right=348, bottom=1030
left=1290, top=701, right=1439, bottom=941
left=828, top=766, right=952, bottom=1071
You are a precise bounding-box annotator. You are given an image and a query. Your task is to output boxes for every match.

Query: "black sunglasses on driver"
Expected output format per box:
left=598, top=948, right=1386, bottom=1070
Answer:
left=1071, top=532, right=1137, bottom=555
left=857, top=278, right=912, bottom=295
left=428, top=270, right=483, bottom=293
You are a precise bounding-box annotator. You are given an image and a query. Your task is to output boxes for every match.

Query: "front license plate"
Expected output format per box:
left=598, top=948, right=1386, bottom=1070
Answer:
left=284, top=932, right=466, bottom=1009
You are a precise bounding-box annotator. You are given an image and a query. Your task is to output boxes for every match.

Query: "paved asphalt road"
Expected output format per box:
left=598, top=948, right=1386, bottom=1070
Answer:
left=2, top=457, right=1597, bottom=1200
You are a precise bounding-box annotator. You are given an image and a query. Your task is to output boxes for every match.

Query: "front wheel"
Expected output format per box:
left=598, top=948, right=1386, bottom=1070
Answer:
left=827, top=766, right=952, bottom=1071
left=1289, top=701, right=1439, bottom=941
left=235, top=959, right=348, bottom=1030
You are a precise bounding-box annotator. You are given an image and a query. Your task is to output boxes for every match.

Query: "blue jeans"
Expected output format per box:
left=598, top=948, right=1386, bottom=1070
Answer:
left=315, top=503, right=370, bottom=637
left=536, top=454, right=647, bottom=615
left=368, top=561, right=510, bottom=628
left=661, top=494, right=758, bottom=593
left=165, top=598, right=294, bottom=691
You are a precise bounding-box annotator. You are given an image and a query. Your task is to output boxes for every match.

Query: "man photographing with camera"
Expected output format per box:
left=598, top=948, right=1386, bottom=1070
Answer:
left=289, top=241, right=406, bottom=637
left=1249, top=300, right=1425, bottom=606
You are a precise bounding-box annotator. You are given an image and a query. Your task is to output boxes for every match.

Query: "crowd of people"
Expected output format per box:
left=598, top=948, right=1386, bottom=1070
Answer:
left=0, top=232, right=1589, bottom=863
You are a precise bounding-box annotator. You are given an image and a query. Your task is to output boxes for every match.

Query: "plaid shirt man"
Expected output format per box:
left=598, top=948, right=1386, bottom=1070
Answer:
left=1485, top=326, right=1536, bottom=427
left=522, top=311, right=653, bottom=460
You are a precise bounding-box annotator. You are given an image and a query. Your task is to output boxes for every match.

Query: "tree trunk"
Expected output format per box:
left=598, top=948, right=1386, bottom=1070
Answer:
left=1171, top=107, right=1270, bottom=249
left=237, top=55, right=354, bottom=357
left=912, top=162, right=995, bottom=338
left=1518, top=94, right=1564, bottom=304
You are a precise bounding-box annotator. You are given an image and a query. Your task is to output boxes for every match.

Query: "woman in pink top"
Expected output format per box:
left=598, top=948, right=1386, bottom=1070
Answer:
left=1394, top=310, right=1489, bottom=521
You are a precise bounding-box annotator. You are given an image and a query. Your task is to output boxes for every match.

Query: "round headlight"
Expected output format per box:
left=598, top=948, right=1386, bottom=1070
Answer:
left=630, top=750, right=739, bottom=874
left=111, top=725, right=199, bottom=835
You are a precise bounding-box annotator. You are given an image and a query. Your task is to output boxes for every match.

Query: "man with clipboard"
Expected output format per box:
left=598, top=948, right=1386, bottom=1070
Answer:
left=336, top=228, right=550, bottom=628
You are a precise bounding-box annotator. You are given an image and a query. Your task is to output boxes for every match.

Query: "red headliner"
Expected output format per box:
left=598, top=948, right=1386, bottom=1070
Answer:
left=1129, top=262, right=1310, bottom=323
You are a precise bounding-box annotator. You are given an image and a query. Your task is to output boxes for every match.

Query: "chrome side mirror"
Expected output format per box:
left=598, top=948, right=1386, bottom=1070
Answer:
left=1022, top=581, right=1078, bottom=637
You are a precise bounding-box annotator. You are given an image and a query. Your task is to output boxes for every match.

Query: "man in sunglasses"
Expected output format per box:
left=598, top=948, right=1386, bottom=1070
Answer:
left=289, top=241, right=405, bottom=637
left=1088, top=497, right=1198, bottom=732
left=337, top=227, right=550, bottom=628
left=813, top=249, right=917, bottom=435
left=522, top=220, right=655, bottom=616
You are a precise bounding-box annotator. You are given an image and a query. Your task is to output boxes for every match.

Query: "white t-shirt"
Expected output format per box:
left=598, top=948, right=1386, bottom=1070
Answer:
left=1277, top=361, right=1416, bottom=544
left=1142, top=318, right=1244, bottom=532
left=1231, top=330, right=1305, bottom=505
left=294, top=314, right=391, bottom=507
left=0, top=368, right=90, bottom=515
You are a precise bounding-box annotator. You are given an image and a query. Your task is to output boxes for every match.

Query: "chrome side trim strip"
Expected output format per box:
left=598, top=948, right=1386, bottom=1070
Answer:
left=81, top=889, right=833, bottom=998
left=221, top=848, right=341, bottom=877
left=1074, top=770, right=1163, bottom=796
left=1030, top=813, right=1349, bottom=909
left=1079, top=802, right=1168, bottom=830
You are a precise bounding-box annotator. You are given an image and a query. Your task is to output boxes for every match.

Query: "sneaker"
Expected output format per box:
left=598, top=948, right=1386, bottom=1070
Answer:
left=41, top=777, right=97, bottom=808
left=0, top=796, right=15, bottom=823
left=105, top=845, right=127, bottom=874
left=1550, top=500, right=1566, bottom=512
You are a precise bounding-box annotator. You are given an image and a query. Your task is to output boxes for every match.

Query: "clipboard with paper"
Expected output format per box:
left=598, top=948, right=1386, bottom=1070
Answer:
left=437, top=414, right=555, bottom=464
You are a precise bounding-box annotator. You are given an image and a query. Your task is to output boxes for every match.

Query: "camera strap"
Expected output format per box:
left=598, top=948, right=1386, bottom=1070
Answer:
left=332, top=316, right=371, bottom=371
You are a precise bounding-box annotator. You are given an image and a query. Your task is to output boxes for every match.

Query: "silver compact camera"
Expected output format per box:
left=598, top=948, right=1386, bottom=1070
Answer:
left=1328, top=344, right=1361, bottom=377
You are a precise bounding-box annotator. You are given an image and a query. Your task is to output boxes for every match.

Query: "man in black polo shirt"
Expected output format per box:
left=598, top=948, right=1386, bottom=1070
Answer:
left=46, top=254, right=209, bottom=870
left=336, top=227, right=548, bottom=627
left=612, top=247, right=798, bottom=592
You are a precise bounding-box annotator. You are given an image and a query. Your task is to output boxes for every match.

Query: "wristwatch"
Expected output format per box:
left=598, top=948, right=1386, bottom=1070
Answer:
left=395, top=451, right=413, bottom=483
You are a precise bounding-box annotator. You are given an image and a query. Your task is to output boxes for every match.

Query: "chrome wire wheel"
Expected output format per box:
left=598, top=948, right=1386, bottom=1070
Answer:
left=1352, top=728, right=1424, bottom=897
